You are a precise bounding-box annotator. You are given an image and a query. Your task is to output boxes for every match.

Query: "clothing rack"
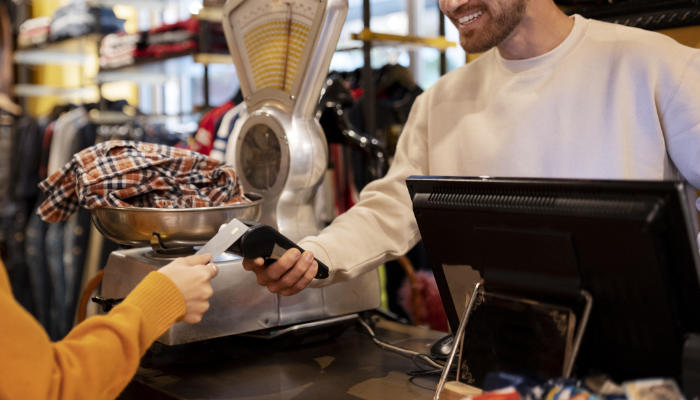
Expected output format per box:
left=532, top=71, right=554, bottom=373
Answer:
left=354, top=0, right=456, bottom=143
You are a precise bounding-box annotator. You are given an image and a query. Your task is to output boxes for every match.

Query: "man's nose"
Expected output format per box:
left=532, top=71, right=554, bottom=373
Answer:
left=441, top=0, right=470, bottom=12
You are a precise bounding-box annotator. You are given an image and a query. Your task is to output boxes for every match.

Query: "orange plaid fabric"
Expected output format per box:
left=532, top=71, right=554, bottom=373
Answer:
left=38, top=140, right=249, bottom=223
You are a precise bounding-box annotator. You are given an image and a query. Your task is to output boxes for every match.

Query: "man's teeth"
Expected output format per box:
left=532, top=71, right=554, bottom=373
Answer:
left=458, top=11, right=483, bottom=25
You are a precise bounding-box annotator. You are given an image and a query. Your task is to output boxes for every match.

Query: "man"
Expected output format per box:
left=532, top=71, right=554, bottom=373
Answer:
left=244, top=0, right=700, bottom=294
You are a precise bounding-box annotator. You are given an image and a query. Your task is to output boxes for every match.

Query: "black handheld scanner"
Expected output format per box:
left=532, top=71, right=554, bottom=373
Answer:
left=227, top=220, right=329, bottom=279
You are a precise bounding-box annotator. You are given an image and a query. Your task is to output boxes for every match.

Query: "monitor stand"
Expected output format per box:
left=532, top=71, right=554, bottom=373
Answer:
left=684, top=333, right=700, bottom=398
left=433, top=282, right=593, bottom=400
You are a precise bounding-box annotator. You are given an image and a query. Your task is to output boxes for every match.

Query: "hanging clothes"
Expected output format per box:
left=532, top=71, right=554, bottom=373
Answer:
left=187, top=101, right=235, bottom=156
left=211, top=102, right=246, bottom=162
left=0, top=112, right=39, bottom=320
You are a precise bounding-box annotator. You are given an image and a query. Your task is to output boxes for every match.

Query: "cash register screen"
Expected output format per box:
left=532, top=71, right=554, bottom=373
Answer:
left=407, top=176, right=700, bottom=381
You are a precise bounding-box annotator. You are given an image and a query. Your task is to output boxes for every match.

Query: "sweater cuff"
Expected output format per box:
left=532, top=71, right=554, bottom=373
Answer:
left=298, top=239, right=334, bottom=288
left=120, top=271, right=186, bottom=340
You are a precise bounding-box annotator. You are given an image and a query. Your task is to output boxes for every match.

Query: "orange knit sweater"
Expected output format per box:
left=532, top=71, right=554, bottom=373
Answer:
left=0, top=259, right=186, bottom=400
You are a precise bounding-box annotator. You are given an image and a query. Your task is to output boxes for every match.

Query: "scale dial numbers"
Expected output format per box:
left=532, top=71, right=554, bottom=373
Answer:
left=230, top=0, right=322, bottom=94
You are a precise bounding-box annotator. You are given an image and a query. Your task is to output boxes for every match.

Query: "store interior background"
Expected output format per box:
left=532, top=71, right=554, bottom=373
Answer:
left=12, top=0, right=700, bottom=340
left=7, top=0, right=469, bottom=337
left=22, top=0, right=467, bottom=118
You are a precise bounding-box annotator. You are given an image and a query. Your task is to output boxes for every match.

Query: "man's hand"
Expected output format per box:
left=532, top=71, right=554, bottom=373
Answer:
left=242, top=248, right=319, bottom=296
left=158, top=253, right=219, bottom=323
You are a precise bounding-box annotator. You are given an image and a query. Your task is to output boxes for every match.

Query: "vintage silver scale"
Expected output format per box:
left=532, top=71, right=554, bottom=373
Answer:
left=91, top=0, right=381, bottom=345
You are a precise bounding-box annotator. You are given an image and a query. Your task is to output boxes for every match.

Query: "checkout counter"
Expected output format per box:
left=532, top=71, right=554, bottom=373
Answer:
left=118, top=319, right=445, bottom=400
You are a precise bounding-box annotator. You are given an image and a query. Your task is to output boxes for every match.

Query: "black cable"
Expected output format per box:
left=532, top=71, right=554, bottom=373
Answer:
left=357, top=318, right=445, bottom=370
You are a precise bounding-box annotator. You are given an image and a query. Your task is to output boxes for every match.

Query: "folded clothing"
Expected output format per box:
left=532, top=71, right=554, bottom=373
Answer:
left=133, top=40, right=197, bottom=58
left=37, top=140, right=249, bottom=223
left=146, top=30, right=195, bottom=45
left=132, top=18, right=199, bottom=59
left=148, top=18, right=198, bottom=34
left=49, top=3, right=124, bottom=42
left=99, top=32, right=141, bottom=69
left=18, top=16, right=50, bottom=48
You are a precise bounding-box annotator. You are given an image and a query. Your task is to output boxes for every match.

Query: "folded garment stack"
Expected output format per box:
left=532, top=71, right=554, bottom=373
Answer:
left=17, top=3, right=124, bottom=48
left=49, top=2, right=124, bottom=42
left=99, top=32, right=141, bottom=69
left=97, top=18, right=230, bottom=69
left=17, top=17, right=50, bottom=48
left=37, top=140, right=250, bottom=223
left=206, top=22, right=229, bottom=54
left=134, top=18, right=199, bottom=59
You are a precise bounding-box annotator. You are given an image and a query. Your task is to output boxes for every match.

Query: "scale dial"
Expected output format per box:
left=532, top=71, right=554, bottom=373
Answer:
left=239, top=124, right=282, bottom=191
left=228, top=0, right=322, bottom=96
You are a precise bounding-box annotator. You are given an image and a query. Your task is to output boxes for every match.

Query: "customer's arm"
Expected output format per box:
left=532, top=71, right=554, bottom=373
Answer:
left=0, top=254, right=217, bottom=400
left=243, top=93, right=432, bottom=294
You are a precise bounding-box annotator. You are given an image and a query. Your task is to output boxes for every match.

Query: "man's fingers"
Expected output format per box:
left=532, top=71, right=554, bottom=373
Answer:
left=279, top=262, right=317, bottom=296
left=265, top=248, right=304, bottom=280
left=242, top=257, right=265, bottom=271
left=271, top=251, right=313, bottom=291
left=291, top=261, right=318, bottom=294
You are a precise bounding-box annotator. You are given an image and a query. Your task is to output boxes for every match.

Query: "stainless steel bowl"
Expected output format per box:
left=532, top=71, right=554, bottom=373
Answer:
left=91, top=193, right=263, bottom=247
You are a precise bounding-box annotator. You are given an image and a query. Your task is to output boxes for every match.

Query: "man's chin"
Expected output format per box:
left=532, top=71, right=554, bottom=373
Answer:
left=460, top=35, right=497, bottom=54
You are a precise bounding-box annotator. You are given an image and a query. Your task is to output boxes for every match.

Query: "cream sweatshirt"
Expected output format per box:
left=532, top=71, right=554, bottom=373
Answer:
left=302, top=15, right=700, bottom=287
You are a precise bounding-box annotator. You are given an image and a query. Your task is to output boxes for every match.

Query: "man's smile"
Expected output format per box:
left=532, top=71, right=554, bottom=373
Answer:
left=458, top=10, right=484, bottom=26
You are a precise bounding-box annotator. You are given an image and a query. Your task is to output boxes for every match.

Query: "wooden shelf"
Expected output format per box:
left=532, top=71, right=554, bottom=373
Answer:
left=193, top=53, right=232, bottom=65
left=350, top=28, right=457, bottom=52
left=194, top=7, right=223, bottom=22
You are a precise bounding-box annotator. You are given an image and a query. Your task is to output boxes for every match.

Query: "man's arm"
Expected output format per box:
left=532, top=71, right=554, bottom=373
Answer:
left=243, top=93, right=432, bottom=294
left=660, top=51, right=700, bottom=192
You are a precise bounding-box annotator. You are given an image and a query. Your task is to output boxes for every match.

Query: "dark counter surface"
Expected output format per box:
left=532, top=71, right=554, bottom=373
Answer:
left=119, top=319, right=447, bottom=400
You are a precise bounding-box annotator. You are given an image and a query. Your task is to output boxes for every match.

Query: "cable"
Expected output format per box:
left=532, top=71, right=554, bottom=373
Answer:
left=358, top=318, right=445, bottom=370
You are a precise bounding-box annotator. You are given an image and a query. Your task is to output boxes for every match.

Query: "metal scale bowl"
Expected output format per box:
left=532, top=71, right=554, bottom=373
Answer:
left=91, top=193, right=263, bottom=257
left=95, top=0, right=381, bottom=346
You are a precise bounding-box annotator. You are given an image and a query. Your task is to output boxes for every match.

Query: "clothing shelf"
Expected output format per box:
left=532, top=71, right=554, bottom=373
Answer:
left=14, top=34, right=102, bottom=66
left=89, top=0, right=180, bottom=10
left=15, top=33, right=104, bottom=53
left=96, top=52, right=231, bottom=74
left=98, top=48, right=197, bottom=72
left=12, top=84, right=98, bottom=98
left=95, top=70, right=178, bottom=84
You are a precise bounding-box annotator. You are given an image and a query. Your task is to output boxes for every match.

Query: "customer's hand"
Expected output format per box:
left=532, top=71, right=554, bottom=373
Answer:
left=242, top=248, right=318, bottom=296
left=158, top=254, right=218, bottom=323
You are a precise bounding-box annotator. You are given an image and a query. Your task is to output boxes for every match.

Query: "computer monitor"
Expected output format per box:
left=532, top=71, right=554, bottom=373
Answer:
left=407, top=176, right=700, bottom=383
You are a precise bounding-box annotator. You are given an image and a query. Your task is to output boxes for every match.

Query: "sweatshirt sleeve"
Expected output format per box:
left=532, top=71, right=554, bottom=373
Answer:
left=660, top=50, right=700, bottom=191
left=301, top=93, right=431, bottom=287
left=0, top=263, right=186, bottom=400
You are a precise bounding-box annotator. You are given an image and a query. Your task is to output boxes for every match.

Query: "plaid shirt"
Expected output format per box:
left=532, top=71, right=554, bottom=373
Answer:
left=38, top=140, right=249, bottom=223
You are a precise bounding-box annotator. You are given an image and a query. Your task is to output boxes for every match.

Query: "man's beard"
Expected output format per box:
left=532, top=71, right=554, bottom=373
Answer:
left=456, top=0, right=528, bottom=54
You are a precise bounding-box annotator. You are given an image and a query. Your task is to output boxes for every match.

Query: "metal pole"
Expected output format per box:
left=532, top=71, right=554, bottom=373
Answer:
left=362, top=0, right=377, bottom=141
left=440, top=9, right=447, bottom=76
left=203, top=64, right=210, bottom=109
left=408, top=0, right=425, bottom=84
